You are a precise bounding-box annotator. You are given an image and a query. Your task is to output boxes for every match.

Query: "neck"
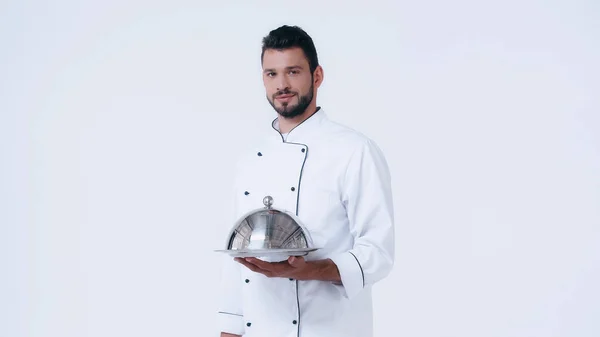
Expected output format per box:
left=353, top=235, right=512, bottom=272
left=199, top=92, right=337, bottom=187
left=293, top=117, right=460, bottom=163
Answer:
left=278, top=103, right=318, bottom=134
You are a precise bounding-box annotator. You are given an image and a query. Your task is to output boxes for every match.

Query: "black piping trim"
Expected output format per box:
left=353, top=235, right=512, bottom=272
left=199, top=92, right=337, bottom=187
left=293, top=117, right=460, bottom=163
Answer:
left=268, top=109, right=315, bottom=337
left=349, top=251, right=365, bottom=288
left=218, top=311, right=243, bottom=317
left=295, top=279, right=301, bottom=336
left=293, top=144, right=308, bottom=218
left=291, top=141, right=310, bottom=337
left=272, top=121, right=285, bottom=142
left=271, top=106, right=321, bottom=143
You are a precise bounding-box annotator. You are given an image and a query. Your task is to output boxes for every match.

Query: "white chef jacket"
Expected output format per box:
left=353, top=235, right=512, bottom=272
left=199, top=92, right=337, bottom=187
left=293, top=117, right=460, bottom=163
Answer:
left=216, top=107, right=395, bottom=337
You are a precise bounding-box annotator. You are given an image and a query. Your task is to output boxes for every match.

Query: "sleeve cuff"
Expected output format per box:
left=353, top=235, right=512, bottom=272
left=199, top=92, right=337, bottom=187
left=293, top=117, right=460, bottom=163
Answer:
left=217, top=311, right=245, bottom=335
left=329, top=251, right=365, bottom=300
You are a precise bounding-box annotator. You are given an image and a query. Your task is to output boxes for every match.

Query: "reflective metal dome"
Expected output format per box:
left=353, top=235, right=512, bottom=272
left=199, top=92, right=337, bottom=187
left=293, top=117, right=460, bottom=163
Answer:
left=218, top=196, right=317, bottom=258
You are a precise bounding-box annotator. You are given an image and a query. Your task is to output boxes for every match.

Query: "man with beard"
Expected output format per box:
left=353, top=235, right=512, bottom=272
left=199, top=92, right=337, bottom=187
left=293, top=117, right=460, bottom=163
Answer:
left=217, top=25, right=395, bottom=337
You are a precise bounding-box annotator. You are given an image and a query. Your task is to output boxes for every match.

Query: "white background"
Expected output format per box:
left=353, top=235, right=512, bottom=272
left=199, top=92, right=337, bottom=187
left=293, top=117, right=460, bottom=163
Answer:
left=1, top=0, right=599, bottom=336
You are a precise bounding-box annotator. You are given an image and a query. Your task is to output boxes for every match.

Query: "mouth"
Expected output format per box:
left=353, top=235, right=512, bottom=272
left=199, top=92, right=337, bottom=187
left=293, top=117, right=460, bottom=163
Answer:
left=275, top=94, right=296, bottom=102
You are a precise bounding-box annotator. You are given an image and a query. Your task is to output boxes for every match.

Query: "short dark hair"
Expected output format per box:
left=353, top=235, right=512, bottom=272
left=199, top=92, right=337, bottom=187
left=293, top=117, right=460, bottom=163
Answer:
left=261, top=25, right=319, bottom=74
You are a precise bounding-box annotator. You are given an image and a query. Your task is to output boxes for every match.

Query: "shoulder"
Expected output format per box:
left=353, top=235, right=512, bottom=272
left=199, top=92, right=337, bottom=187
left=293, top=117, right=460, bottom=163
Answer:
left=320, top=118, right=391, bottom=182
left=322, top=117, right=386, bottom=157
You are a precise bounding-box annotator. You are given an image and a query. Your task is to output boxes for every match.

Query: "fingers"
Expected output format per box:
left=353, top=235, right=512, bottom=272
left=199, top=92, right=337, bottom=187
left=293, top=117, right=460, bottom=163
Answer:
left=244, top=257, right=280, bottom=271
left=234, top=257, right=273, bottom=277
left=234, top=257, right=297, bottom=278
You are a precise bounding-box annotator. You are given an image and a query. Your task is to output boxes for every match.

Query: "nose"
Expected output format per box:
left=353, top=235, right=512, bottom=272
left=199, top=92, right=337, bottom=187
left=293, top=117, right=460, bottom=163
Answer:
left=276, top=75, right=291, bottom=92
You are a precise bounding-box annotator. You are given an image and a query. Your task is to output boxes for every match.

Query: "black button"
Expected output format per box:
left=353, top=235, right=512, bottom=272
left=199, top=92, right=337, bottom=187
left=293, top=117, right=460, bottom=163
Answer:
left=245, top=279, right=250, bottom=283
left=244, top=191, right=249, bottom=195
left=293, top=320, right=297, bottom=325
left=301, top=148, right=306, bottom=153
left=291, top=187, right=296, bottom=191
left=246, top=322, right=251, bottom=327
left=289, top=278, right=294, bottom=281
left=257, top=152, right=262, bottom=156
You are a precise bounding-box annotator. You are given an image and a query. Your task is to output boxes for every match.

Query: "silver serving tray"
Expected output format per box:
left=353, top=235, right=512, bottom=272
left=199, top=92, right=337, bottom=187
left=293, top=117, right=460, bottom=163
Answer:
left=214, top=247, right=319, bottom=258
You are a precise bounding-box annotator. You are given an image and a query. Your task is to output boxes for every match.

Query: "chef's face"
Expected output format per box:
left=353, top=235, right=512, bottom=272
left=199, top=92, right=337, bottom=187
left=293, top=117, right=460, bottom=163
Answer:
left=262, top=47, right=320, bottom=119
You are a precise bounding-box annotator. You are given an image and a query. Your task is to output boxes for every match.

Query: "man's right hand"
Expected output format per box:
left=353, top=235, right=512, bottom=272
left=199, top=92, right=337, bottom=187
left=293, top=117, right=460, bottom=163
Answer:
left=220, top=333, right=241, bottom=337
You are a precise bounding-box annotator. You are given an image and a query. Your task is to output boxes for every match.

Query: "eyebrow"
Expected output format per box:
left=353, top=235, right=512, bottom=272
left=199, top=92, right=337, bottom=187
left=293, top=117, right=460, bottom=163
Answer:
left=263, top=65, right=304, bottom=73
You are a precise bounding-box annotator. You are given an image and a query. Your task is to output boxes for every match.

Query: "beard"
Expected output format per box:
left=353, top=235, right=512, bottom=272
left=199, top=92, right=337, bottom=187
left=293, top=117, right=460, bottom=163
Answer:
left=267, top=82, right=314, bottom=119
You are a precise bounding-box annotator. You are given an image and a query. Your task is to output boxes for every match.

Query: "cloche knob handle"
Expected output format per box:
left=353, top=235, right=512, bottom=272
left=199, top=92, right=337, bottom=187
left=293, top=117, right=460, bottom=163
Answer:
left=263, top=196, right=274, bottom=208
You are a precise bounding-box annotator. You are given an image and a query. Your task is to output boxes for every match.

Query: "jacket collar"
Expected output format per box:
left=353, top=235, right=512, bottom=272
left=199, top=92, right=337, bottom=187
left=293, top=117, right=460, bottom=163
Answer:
left=271, top=106, right=326, bottom=143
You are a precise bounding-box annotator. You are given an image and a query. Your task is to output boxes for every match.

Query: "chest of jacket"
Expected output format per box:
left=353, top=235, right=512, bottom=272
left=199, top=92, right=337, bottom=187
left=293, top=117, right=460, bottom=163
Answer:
left=233, top=138, right=354, bottom=262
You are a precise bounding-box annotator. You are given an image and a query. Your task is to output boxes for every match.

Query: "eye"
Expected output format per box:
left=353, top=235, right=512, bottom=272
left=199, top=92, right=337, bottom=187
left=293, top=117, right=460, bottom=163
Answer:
left=266, top=72, right=276, bottom=77
left=289, top=70, right=299, bottom=75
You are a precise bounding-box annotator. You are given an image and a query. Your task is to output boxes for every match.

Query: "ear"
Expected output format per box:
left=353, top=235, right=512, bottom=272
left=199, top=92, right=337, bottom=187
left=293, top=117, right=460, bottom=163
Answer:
left=313, top=65, right=324, bottom=89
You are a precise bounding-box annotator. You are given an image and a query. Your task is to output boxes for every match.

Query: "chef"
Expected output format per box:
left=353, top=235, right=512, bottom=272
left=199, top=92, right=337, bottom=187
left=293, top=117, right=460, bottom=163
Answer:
left=217, top=25, right=395, bottom=337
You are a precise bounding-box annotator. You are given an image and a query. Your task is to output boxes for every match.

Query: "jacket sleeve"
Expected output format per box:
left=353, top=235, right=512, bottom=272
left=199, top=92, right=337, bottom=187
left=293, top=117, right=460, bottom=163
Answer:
left=329, top=138, right=395, bottom=300
left=216, top=254, right=245, bottom=335
left=215, top=159, right=246, bottom=335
